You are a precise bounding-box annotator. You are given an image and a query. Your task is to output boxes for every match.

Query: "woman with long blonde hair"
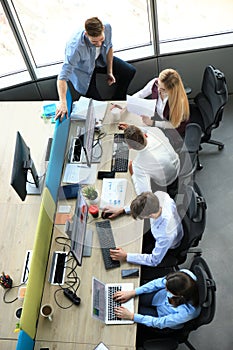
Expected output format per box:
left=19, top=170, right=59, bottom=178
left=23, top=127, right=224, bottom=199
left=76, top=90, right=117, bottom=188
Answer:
left=133, top=68, right=190, bottom=139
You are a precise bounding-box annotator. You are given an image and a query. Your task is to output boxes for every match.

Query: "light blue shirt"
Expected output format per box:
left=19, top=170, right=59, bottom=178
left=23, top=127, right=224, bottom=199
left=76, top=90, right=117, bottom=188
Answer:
left=134, top=270, right=201, bottom=329
left=126, top=191, right=183, bottom=266
left=58, top=24, right=112, bottom=95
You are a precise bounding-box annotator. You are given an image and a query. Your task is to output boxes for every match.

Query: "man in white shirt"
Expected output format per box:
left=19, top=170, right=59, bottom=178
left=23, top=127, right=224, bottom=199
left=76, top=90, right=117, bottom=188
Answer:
left=109, top=191, right=183, bottom=267
left=122, top=124, right=180, bottom=194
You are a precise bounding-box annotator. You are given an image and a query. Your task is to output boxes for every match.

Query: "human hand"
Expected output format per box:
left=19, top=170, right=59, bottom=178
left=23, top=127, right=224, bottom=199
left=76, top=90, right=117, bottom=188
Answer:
left=107, top=73, right=116, bottom=86
left=102, top=206, right=124, bottom=219
left=142, top=115, right=153, bottom=126
left=110, top=247, right=127, bottom=261
left=113, top=290, right=136, bottom=303
left=118, top=122, right=129, bottom=130
left=128, top=160, right=133, bottom=176
left=114, top=306, right=134, bottom=321
left=55, top=102, right=68, bottom=121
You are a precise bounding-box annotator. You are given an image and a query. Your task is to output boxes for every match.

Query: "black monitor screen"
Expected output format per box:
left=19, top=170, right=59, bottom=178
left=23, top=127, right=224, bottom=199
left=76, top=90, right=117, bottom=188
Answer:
left=83, top=99, right=95, bottom=167
left=11, top=131, right=39, bottom=201
left=70, top=187, right=88, bottom=266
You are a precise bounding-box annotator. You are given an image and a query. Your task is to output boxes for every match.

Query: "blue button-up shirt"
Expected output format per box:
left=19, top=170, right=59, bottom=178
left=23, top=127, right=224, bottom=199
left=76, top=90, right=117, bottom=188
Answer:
left=58, top=24, right=113, bottom=95
left=134, top=270, right=201, bottom=329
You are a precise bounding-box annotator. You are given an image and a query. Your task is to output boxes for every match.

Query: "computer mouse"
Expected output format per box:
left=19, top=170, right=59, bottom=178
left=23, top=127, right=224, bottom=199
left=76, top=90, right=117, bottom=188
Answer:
left=101, top=211, right=113, bottom=219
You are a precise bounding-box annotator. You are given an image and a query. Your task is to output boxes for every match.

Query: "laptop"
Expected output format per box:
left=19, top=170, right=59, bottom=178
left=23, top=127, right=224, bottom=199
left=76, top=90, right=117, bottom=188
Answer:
left=92, top=277, right=134, bottom=325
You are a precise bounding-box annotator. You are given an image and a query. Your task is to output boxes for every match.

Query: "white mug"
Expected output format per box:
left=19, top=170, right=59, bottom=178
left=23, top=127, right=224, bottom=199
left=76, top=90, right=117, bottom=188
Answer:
left=40, top=304, right=53, bottom=322
left=111, top=107, right=121, bottom=121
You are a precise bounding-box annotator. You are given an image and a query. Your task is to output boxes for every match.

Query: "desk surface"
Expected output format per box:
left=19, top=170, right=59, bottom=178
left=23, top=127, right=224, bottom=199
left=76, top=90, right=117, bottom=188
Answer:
left=35, top=102, right=145, bottom=349
left=0, top=102, right=54, bottom=347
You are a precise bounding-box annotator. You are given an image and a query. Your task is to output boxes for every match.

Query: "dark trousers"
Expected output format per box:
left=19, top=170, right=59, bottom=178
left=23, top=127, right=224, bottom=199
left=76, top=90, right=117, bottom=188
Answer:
left=86, top=56, right=136, bottom=100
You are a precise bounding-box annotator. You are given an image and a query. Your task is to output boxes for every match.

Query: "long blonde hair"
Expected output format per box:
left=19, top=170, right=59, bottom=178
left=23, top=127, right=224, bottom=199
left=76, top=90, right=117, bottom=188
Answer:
left=159, top=68, right=190, bottom=128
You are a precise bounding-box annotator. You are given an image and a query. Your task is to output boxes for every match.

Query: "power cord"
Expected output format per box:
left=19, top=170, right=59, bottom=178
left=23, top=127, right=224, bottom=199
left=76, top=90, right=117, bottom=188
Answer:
left=2, top=275, right=28, bottom=304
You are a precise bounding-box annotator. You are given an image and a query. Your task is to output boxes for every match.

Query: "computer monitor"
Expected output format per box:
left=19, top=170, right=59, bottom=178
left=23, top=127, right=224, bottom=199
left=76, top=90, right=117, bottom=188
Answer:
left=11, top=131, right=41, bottom=201
left=69, top=187, right=88, bottom=266
left=83, top=98, right=95, bottom=167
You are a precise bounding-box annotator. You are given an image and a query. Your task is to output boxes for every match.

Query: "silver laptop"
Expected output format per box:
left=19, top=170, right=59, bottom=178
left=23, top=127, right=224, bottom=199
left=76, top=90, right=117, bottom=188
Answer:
left=92, top=277, right=134, bottom=325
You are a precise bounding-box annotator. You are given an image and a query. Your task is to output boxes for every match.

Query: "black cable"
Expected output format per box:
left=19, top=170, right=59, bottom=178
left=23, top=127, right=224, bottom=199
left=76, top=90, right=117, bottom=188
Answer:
left=53, top=251, right=81, bottom=309
left=2, top=277, right=27, bottom=304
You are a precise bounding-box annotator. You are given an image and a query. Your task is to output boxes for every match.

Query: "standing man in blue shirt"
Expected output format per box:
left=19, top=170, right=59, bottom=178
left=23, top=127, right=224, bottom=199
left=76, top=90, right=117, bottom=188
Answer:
left=56, top=17, right=136, bottom=120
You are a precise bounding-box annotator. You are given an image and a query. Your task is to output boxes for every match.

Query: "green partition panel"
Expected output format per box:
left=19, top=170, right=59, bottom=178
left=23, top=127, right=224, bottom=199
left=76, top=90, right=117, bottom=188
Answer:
left=19, top=188, right=55, bottom=339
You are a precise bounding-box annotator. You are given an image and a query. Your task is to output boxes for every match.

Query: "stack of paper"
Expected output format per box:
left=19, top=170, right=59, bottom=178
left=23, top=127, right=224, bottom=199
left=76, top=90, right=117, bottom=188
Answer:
left=100, top=178, right=127, bottom=209
left=126, top=94, right=156, bottom=117
left=70, top=97, right=107, bottom=122
left=62, top=163, right=97, bottom=185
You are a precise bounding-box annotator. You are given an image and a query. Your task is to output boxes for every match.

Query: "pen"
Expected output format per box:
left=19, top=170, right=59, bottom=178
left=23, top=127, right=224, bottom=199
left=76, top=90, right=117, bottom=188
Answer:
left=110, top=103, right=123, bottom=110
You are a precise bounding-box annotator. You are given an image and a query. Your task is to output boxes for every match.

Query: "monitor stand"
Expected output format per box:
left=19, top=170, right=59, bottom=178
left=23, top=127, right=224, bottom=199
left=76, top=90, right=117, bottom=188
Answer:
left=26, top=174, right=44, bottom=195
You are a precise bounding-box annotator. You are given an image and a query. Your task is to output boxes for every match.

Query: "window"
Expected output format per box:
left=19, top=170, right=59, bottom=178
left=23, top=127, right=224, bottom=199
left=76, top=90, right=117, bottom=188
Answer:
left=12, top=0, right=152, bottom=66
left=0, top=2, right=30, bottom=87
left=1, top=0, right=233, bottom=90
left=156, top=0, right=233, bottom=53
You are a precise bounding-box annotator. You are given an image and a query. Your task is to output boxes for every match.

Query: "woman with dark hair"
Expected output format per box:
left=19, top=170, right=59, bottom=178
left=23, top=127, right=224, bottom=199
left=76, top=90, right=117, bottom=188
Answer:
left=113, top=269, right=200, bottom=330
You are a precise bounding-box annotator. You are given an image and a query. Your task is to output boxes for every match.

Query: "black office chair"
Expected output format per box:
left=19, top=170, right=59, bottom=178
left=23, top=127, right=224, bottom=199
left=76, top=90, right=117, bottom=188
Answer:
left=178, top=123, right=203, bottom=180
left=140, top=182, right=207, bottom=282
left=190, top=64, right=228, bottom=151
left=167, top=123, right=203, bottom=199
left=140, top=255, right=216, bottom=350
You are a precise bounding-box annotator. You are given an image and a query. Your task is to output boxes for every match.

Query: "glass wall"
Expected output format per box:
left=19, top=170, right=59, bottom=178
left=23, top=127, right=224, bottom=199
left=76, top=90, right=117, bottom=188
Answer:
left=0, top=0, right=233, bottom=89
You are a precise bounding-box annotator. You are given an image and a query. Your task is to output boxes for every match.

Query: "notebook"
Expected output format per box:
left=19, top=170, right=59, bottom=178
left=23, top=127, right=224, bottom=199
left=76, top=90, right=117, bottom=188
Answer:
left=62, top=163, right=97, bottom=184
left=92, top=277, right=134, bottom=325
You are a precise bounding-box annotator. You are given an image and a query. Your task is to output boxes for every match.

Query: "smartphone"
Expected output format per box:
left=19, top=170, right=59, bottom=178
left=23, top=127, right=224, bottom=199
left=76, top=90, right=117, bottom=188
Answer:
left=121, top=268, right=139, bottom=279
left=97, top=170, right=115, bottom=180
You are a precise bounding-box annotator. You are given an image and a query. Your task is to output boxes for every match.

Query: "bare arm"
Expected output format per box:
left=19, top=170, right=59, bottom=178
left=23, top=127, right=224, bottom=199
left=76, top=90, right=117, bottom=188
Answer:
left=55, top=79, right=68, bottom=121
left=106, top=47, right=116, bottom=86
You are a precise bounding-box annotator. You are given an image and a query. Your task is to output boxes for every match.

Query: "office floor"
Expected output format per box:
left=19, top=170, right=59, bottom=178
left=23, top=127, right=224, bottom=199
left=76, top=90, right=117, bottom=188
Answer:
left=173, top=94, right=233, bottom=350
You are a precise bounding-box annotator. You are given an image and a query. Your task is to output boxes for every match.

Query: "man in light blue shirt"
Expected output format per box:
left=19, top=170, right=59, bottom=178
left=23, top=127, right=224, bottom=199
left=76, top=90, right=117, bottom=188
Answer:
left=109, top=191, right=183, bottom=267
left=56, top=17, right=136, bottom=120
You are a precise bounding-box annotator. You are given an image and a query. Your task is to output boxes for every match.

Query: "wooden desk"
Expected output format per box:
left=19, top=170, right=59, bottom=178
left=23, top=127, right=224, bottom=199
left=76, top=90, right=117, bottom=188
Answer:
left=35, top=102, right=145, bottom=349
left=0, top=102, right=54, bottom=349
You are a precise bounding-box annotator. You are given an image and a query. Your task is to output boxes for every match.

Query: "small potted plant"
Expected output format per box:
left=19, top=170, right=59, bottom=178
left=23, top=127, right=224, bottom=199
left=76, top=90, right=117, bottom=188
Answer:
left=82, top=186, right=99, bottom=205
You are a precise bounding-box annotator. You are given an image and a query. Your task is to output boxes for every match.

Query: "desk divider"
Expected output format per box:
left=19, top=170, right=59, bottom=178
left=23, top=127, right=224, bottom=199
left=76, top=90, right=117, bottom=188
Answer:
left=16, top=89, right=73, bottom=350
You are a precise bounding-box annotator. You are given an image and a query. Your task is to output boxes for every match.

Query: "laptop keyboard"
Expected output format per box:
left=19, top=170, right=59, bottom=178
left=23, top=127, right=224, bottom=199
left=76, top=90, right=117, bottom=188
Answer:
left=107, top=286, right=122, bottom=321
left=111, top=133, right=129, bottom=172
left=95, top=220, right=120, bottom=270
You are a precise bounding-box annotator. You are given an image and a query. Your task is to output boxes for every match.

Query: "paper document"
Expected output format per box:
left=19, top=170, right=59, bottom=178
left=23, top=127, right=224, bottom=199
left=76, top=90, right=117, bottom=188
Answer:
left=71, top=97, right=107, bottom=122
left=126, top=95, right=156, bottom=117
left=100, top=178, right=127, bottom=209
left=63, top=163, right=97, bottom=185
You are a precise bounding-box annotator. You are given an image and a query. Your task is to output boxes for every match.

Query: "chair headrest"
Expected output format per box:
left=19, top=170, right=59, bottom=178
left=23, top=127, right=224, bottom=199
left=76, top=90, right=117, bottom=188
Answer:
left=193, top=264, right=216, bottom=307
left=184, top=123, right=202, bottom=153
left=183, top=185, right=207, bottom=222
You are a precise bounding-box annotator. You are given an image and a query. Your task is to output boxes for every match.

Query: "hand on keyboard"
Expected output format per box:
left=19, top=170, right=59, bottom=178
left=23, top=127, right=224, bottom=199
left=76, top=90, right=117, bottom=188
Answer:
left=114, top=306, right=134, bottom=321
left=113, top=290, right=136, bottom=303
left=110, top=247, right=127, bottom=262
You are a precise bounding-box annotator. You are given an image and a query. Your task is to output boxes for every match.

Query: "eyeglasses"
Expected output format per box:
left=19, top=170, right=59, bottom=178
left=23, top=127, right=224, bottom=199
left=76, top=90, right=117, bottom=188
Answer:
left=155, top=81, right=167, bottom=93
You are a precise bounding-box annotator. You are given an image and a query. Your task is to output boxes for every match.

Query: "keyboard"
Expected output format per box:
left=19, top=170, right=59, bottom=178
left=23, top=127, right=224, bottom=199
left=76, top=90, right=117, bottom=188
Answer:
left=111, top=133, right=129, bottom=172
left=95, top=220, right=120, bottom=270
left=107, top=286, right=122, bottom=321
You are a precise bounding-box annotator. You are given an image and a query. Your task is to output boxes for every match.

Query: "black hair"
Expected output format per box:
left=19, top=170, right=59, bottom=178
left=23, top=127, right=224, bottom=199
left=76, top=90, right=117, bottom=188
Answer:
left=166, top=271, right=199, bottom=307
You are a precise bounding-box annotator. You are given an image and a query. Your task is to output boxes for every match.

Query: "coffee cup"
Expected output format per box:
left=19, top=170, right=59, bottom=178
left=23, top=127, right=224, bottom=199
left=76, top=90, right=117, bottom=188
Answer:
left=15, top=307, right=23, bottom=319
left=111, top=107, right=121, bottom=121
left=40, top=304, right=53, bottom=322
